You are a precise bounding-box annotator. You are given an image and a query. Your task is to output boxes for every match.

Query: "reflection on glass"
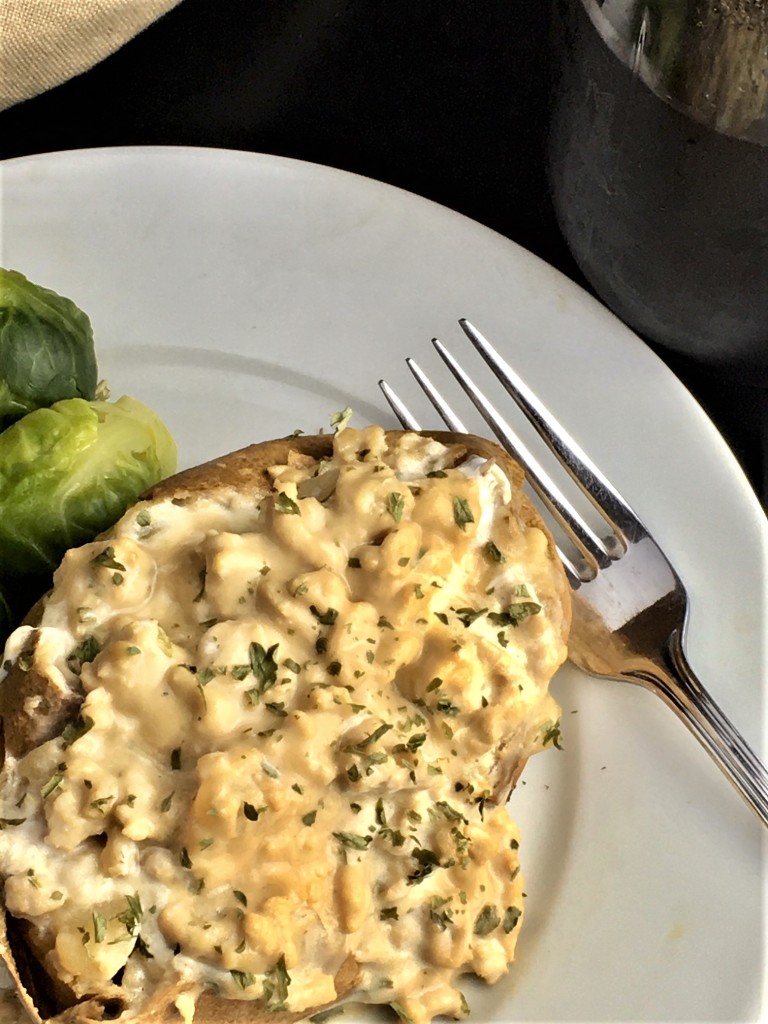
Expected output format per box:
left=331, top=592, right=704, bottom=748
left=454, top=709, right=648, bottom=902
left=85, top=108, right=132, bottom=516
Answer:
left=548, top=0, right=768, bottom=382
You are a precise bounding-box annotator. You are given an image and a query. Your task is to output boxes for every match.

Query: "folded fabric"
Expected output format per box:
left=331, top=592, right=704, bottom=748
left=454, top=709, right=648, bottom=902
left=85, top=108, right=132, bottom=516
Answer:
left=0, top=0, right=185, bottom=111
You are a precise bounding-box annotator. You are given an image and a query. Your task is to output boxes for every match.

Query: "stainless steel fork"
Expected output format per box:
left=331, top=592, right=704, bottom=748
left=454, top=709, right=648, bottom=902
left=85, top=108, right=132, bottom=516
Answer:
left=379, top=319, right=768, bottom=827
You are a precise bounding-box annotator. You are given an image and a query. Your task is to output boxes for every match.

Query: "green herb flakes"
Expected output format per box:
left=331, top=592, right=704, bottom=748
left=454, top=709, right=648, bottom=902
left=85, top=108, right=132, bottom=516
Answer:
left=333, top=831, right=372, bottom=850
left=274, top=492, right=301, bottom=515
left=230, top=970, right=257, bottom=990
left=386, top=492, right=405, bottom=522
left=484, top=540, right=505, bottom=563
left=90, top=546, right=126, bottom=572
left=248, top=641, right=279, bottom=693
left=474, top=904, right=501, bottom=935
left=503, top=906, right=522, bottom=933
left=452, top=497, right=474, bottom=530
left=542, top=722, right=563, bottom=750
left=92, top=910, right=107, bottom=943
left=40, top=774, right=63, bottom=799
left=262, top=954, right=291, bottom=1009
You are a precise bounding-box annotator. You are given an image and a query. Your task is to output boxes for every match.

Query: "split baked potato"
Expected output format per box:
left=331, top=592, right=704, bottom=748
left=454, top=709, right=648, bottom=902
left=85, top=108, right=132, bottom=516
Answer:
left=0, top=428, right=571, bottom=1024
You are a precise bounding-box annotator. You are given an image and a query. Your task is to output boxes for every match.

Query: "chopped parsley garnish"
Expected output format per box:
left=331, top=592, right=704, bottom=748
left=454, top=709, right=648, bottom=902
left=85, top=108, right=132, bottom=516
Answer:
left=60, top=714, right=94, bottom=748
left=116, top=894, right=142, bottom=934
left=485, top=540, right=505, bottom=563
left=40, top=774, right=63, bottom=799
left=344, top=722, right=392, bottom=753
left=92, top=910, right=107, bottom=943
left=90, top=546, right=126, bottom=572
left=393, top=732, right=426, bottom=754
left=330, top=407, right=353, bottom=432
left=435, top=696, right=460, bottom=716
left=436, top=800, right=467, bottom=823
left=0, top=817, right=26, bottom=829
left=248, top=642, right=279, bottom=693
left=89, top=796, right=113, bottom=813
left=426, top=469, right=448, bottom=478
left=380, top=907, right=399, bottom=920
left=302, top=810, right=317, bottom=826
left=488, top=596, right=542, bottom=627
left=429, top=895, right=454, bottom=931
left=179, top=847, right=193, bottom=869
left=503, top=906, right=522, bottom=933
left=386, top=492, right=405, bottom=522
left=333, top=831, right=372, bottom=850
left=407, top=847, right=440, bottom=884
left=347, top=557, right=362, bottom=569
left=452, top=496, right=474, bottom=530
left=274, top=492, right=301, bottom=515
left=262, top=954, right=291, bottom=1010
left=230, top=970, right=257, bottom=990
left=474, top=904, right=501, bottom=935
left=66, top=636, right=102, bottom=674
left=542, top=722, right=563, bottom=750
left=233, top=890, right=248, bottom=906
left=160, top=792, right=174, bottom=813
left=453, top=606, right=486, bottom=628
left=310, top=605, right=339, bottom=626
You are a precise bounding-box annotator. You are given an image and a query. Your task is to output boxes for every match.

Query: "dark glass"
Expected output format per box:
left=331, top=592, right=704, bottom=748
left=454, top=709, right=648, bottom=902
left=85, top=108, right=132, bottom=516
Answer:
left=548, top=0, right=768, bottom=385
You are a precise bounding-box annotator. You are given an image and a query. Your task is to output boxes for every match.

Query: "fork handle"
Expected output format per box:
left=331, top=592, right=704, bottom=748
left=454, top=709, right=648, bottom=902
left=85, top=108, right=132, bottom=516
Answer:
left=638, top=629, right=768, bottom=827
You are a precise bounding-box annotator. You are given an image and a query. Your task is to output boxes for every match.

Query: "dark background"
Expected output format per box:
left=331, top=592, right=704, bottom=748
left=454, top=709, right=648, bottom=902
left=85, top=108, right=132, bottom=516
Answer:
left=0, top=0, right=764, bottom=504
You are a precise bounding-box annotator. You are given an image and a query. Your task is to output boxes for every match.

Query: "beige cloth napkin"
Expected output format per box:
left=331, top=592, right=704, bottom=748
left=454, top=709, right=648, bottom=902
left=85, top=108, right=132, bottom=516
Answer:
left=0, top=0, right=185, bottom=111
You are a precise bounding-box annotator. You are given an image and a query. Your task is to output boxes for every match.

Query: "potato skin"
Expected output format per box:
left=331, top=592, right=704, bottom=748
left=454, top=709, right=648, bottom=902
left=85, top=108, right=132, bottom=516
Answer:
left=0, top=429, right=570, bottom=1024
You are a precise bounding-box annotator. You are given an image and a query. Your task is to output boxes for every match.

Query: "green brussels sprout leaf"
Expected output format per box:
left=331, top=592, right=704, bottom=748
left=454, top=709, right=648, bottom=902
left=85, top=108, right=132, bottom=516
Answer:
left=0, top=396, right=177, bottom=579
left=0, top=269, right=98, bottom=429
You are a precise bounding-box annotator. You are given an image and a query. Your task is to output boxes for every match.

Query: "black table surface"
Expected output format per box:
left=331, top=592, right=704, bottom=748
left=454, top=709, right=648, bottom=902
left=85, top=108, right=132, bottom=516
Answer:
left=1, top=0, right=765, bottom=507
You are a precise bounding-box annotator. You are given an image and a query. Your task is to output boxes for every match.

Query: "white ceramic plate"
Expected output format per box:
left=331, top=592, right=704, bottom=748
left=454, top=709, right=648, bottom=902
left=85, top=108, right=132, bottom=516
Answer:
left=1, top=147, right=765, bottom=1023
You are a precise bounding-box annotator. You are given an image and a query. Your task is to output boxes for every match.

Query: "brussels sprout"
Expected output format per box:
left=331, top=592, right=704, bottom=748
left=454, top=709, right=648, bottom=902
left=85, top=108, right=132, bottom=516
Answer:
left=0, top=396, right=177, bottom=579
left=0, top=269, right=98, bottom=429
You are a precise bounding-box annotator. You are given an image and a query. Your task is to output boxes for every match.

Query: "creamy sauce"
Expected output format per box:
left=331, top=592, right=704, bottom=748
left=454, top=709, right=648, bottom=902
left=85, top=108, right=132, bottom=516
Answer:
left=0, top=427, right=568, bottom=1022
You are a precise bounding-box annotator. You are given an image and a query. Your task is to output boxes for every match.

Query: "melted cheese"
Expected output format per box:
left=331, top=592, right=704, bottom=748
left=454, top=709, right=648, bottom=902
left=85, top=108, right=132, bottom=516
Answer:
left=0, top=427, right=568, bottom=1023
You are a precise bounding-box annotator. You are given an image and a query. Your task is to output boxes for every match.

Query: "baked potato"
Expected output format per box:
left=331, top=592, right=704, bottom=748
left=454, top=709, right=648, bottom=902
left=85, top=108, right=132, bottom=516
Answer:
left=0, top=428, right=570, bottom=1024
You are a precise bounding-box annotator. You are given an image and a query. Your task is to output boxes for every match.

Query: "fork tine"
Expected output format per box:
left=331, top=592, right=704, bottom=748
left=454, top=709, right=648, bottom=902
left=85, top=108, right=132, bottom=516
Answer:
left=431, top=338, right=614, bottom=577
left=378, top=379, right=421, bottom=430
left=459, top=319, right=645, bottom=545
left=405, top=358, right=469, bottom=433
